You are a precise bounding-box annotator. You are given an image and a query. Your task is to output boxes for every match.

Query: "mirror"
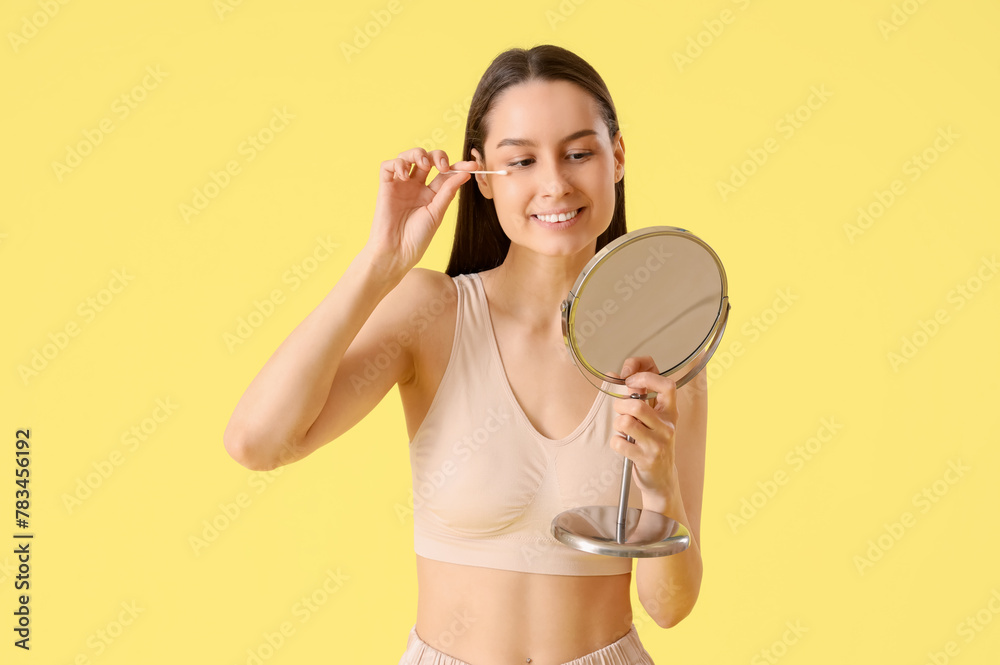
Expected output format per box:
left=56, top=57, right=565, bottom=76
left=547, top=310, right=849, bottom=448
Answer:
left=551, top=225, right=731, bottom=558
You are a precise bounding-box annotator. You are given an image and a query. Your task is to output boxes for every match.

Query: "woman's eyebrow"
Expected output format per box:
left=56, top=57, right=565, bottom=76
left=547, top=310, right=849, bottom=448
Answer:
left=495, top=128, right=598, bottom=149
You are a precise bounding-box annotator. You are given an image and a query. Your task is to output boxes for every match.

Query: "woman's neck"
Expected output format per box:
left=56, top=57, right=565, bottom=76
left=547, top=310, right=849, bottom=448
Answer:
left=482, top=243, right=596, bottom=335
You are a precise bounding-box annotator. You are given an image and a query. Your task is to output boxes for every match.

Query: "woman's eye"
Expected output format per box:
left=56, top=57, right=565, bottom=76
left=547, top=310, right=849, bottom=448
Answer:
left=505, top=152, right=592, bottom=168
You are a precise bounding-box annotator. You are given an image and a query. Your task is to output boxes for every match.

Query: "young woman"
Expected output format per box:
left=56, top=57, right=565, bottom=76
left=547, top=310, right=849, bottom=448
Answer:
left=224, top=44, right=707, bottom=665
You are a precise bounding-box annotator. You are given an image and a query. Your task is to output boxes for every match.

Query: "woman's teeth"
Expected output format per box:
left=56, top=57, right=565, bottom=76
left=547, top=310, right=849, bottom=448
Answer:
left=534, top=208, right=579, bottom=223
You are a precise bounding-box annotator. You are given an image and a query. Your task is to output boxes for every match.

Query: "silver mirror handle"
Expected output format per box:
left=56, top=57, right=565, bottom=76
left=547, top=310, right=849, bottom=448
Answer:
left=613, top=300, right=729, bottom=543
left=615, top=413, right=641, bottom=543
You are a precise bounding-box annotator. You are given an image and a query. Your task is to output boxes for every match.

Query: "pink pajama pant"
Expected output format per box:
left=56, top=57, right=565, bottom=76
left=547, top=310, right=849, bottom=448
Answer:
left=397, top=623, right=655, bottom=664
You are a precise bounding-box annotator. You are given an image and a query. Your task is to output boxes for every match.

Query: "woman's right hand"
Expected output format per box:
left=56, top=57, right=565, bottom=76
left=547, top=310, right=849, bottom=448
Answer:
left=365, top=148, right=477, bottom=280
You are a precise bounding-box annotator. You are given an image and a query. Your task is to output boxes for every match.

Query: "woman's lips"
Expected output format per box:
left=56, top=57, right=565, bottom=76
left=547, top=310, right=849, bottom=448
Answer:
left=531, top=207, right=583, bottom=228
left=531, top=207, right=582, bottom=223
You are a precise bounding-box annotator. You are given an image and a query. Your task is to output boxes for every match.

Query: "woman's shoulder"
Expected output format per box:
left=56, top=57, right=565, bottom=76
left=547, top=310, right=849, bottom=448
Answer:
left=393, top=268, right=462, bottom=410
left=390, top=268, right=462, bottom=339
left=398, top=267, right=460, bottom=308
left=403, top=266, right=455, bottom=286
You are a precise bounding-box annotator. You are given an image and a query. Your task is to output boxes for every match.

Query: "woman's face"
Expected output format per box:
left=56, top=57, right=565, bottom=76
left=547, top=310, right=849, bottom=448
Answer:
left=472, top=79, right=624, bottom=258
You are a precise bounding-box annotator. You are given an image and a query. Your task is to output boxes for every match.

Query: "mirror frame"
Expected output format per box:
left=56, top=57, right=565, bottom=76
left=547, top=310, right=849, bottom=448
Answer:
left=560, top=225, right=732, bottom=397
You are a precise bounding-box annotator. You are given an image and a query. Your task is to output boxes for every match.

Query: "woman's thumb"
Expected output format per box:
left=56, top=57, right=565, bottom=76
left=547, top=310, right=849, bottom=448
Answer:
left=425, top=173, right=470, bottom=223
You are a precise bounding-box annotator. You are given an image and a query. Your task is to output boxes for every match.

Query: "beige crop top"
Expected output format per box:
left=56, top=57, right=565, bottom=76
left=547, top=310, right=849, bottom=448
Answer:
left=408, top=271, right=642, bottom=576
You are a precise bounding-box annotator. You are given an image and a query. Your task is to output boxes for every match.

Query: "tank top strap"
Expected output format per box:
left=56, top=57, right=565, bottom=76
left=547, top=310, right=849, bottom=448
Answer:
left=407, top=272, right=487, bottom=447
left=450, top=272, right=499, bottom=394
left=452, top=272, right=490, bottom=346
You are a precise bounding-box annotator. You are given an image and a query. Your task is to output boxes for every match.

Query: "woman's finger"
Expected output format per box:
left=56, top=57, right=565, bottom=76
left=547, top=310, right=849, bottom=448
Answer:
left=620, top=355, right=657, bottom=379
left=379, top=157, right=400, bottom=183
left=614, top=395, right=658, bottom=432
left=395, top=147, right=433, bottom=179
left=610, top=428, right=640, bottom=462
left=427, top=160, right=478, bottom=193
left=424, top=169, right=470, bottom=223
left=625, top=371, right=679, bottom=425
left=392, top=156, right=412, bottom=181
left=426, top=149, right=452, bottom=174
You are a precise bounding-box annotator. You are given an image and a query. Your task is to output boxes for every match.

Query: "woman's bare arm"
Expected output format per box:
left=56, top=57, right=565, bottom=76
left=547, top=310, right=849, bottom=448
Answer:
left=223, top=147, right=475, bottom=470
left=223, top=245, right=417, bottom=471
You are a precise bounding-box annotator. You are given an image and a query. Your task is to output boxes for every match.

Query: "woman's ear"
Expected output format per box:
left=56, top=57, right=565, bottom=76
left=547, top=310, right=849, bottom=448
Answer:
left=612, top=130, right=625, bottom=183
left=470, top=147, right=494, bottom=200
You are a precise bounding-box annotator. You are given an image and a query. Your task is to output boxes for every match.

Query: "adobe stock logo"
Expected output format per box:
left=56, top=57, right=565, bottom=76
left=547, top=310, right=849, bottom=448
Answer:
left=574, top=245, right=673, bottom=352
left=213, top=0, right=247, bottom=20
left=179, top=107, right=294, bottom=224
left=546, top=0, right=588, bottom=30
left=672, top=0, right=754, bottom=73
left=886, top=255, right=997, bottom=372
left=189, top=465, right=286, bottom=558
left=751, top=620, right=808, bottom=665
left=923, top=588, right=1000, bottom=665
left=727, top=417, right=842, bottom=533
left=57, top=600, right=144, bottom=661
left=717, top=85, right=832, bottom=201
left=339, top=0, right=406, bottom=63
left=395, top=406, right=512, bottom=524
left=350, top=281, right=457, bottom=396
left=52, top=66, right=168, bottom=182
left=62, top=398, right=179, bottom=514
left=414, top=95, right=473, bottom=153
left=237, top=567, right=350, bottom=663
left=223, top=235, right=338, bottom=353
left=706, top=287, right=798, bottom=388
left=877, top=0, right=932, bottom=40
left=8, top=0, right=72, bottom=53
left=843, top=126, right=958, bottom=243
left=18, top=268, right=135, bottom=385
left=853, top=458, right=970, bottom=576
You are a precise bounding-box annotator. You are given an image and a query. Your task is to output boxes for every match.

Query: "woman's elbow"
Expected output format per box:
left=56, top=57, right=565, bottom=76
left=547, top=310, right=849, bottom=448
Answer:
left=224, top=435, right=263, bottom=470
left=655, top=605, right=694, bottom=629
left=223, top=424, right=287, bottom=471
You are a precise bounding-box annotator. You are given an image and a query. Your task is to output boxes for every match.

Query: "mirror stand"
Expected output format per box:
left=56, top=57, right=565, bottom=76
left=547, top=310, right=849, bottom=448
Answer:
left=551, top=389, right=693, bottom=559
left=550, top=226, right=731, bottom=558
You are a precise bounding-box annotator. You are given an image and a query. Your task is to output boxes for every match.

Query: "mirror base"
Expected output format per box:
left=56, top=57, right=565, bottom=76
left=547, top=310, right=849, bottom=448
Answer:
left=551, top=506, right=690, bottom=558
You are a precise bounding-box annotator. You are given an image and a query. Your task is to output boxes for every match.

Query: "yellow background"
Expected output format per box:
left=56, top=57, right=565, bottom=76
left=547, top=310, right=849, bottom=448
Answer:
left=2, top=0, right=998, bottom=662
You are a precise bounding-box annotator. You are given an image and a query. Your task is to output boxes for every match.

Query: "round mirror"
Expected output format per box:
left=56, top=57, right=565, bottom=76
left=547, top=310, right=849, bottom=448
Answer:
left=552, top=225, right=731, bottom=558
left=561, top=225, right=730, bottom=399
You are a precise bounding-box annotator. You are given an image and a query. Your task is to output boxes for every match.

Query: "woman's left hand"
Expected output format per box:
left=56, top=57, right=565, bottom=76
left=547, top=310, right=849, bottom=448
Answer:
left=609, top=356, right=680, bottom=502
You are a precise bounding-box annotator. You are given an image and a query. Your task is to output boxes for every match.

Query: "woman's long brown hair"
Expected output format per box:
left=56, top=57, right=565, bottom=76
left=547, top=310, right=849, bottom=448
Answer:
left=444, top=45, right=627, bottom=277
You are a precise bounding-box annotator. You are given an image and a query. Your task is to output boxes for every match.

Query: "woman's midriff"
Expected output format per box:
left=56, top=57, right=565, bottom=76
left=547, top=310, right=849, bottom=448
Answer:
left=414, top=554, right=635, bottom=665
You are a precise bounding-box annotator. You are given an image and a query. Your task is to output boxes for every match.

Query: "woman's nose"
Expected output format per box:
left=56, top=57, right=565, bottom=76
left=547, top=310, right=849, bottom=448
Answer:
left=537, top=161, right=572, bottom=196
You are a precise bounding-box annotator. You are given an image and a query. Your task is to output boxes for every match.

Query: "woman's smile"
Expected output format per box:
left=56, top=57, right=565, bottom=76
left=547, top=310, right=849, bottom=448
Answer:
left=531, top=206, right=584, bottom=229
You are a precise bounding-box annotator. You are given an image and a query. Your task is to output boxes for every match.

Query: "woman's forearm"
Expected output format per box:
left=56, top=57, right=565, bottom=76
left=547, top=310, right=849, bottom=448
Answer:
left=223, top=245, right=399, bottom=470
left=635, top=488, right=704, bottom=629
